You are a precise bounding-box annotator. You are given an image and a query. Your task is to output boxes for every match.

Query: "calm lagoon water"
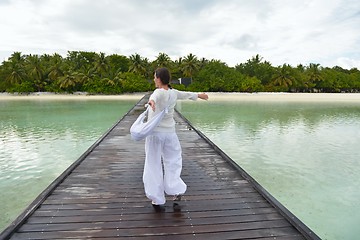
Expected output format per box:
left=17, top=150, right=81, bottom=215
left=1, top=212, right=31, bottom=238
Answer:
left=0, top=98, right=137, bottom=232
left=177, top=98, right=360, bottom=240
left=1, top=95, right=359, bottom=240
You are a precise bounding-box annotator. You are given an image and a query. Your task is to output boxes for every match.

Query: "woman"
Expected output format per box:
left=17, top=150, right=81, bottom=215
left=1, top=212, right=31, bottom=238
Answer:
left=144, top=67, right=208, bottom=212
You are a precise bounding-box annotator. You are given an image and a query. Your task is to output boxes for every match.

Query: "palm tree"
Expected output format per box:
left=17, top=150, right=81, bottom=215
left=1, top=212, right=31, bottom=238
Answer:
left=306, top=63, right=323, bottom=91
left=199, top=57, right=209, bottom=70
left=77, top=67, right=95, bottom=86
left=26, top=55, right=43, bottom=81
left=171, top=57, right=183, bottom=80
left=66, top=51, right=96, bottom=72
left=58, top=71, right=78, bottom=90
left=128, top=53, right=147, bottom=76
left=8, top=52, right=25, bottom=65
left=154, top=52, right=172, bottom=68
left=271, top=64, right=294, bottom=89
left=5, top=61, right=25, bottom=85
left=307, top=63, right=323, bottom=82
left=236, top=54, right=274, bottom=85
left=48, top=53, right=64, bottom=81
left=5, top=52, right=26, bottom=85
left=181, top=53, right=199, bottom=78
left=93, top=52, right=109, bottom=78
left=99, top=67, right=122, bottom=88
left=26, top=54, right=45, bottom=91
left=296, top=64, right=305, bottom=73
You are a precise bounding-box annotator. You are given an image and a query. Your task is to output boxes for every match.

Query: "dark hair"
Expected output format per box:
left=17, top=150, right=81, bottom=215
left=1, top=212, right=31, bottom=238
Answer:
left=155, top=67, right=171, bottom=88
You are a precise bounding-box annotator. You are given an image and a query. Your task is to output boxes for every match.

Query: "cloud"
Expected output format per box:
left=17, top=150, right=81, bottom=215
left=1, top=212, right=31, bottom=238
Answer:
left=0, top=0, right=360, bottom=69
left=336, top=57, right=360, bottom=70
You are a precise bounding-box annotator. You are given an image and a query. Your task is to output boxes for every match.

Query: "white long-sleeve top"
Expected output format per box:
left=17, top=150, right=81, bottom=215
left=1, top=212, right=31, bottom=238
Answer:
left=148, top=88, right=198, bottom=132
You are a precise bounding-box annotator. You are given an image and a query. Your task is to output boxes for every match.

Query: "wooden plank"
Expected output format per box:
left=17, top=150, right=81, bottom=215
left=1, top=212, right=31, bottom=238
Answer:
left=26, top=208, right=278, bottom=224
left=11, top=227, right=303, bottom=240
left=14, top=220, right=293, bottom=237
left=19, top=213, right=286, bottom=232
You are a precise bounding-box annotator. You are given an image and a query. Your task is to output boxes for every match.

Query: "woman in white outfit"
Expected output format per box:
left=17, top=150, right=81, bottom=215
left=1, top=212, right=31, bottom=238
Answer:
left=144, top=67, right=208, bottom=212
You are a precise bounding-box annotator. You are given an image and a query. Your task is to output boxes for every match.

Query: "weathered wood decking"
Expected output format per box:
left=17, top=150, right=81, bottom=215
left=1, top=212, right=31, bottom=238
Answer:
left=0, top=95, right=320, bottom=240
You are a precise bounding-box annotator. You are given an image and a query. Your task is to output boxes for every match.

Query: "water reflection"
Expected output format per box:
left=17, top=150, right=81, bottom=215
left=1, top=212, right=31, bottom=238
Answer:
left=177, top=100, right=360, bottom=240
left=0, top=99, right=136, bottom=232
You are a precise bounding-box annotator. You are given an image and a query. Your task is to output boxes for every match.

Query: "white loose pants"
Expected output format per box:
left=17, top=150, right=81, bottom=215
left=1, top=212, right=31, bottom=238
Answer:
left=143, top=132, right=187, bottom=205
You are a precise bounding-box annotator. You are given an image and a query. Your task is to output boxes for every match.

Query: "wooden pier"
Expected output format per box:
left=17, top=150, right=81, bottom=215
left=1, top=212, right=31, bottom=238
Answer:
left=0, top=95, right=320, bottom=239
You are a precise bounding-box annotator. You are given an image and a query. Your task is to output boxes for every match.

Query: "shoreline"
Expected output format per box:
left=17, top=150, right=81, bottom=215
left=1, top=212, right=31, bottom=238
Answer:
left=206, top=92, right=360, bottom=102
left=0, top=92, right=146, bottom=101
left=1, top=92, right=360, bottom=102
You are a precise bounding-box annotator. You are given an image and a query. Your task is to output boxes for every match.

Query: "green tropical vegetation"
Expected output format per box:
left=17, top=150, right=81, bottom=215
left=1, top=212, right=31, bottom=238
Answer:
left=1, top=51, right=359, bottom=93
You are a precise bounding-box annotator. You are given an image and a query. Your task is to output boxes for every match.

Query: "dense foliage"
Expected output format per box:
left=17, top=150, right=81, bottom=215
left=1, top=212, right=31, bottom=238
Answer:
left=1, top=51, right=359, bottom=93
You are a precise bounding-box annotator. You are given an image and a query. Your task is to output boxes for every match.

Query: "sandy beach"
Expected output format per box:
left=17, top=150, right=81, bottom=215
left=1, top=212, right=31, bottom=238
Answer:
left=1, top=92, right=360, bottom=102
left=0, top=92, right=146, bottom=101
left=206, top=92, right=360, bottom=102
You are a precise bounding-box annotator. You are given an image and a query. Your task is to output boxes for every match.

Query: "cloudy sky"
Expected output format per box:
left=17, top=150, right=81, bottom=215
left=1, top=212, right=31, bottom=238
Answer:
left=1, top=0, right=360, bottom=69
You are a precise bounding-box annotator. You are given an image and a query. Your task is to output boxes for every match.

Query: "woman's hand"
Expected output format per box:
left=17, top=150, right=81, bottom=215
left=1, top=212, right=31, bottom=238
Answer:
left=148, top=100, right=156, bottom=111
left=198, top=93, right=209, bottom=100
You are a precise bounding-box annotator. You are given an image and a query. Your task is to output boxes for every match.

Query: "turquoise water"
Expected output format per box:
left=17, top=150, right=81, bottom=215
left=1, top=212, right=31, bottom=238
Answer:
left=1, top=96, right=359, bottom=240
left=0, top=99, right=137, bottom=232
left=176, top=99, right=360, bottom=240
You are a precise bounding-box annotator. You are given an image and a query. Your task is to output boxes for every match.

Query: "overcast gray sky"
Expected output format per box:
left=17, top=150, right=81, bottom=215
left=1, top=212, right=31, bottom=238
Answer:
left=1, top=0, right=360, bottom=69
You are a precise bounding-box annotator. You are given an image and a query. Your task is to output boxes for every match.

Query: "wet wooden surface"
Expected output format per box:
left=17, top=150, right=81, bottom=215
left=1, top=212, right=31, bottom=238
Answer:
left=2, top=96, right=318, bottom=240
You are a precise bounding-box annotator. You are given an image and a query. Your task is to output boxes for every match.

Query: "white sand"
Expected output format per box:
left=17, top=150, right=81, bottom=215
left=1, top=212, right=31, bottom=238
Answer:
left=1, top=92, right=360, bottom=103
left=206, top=92, right=360, bottom=102
left=0, top=92, right=146, bottom=101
